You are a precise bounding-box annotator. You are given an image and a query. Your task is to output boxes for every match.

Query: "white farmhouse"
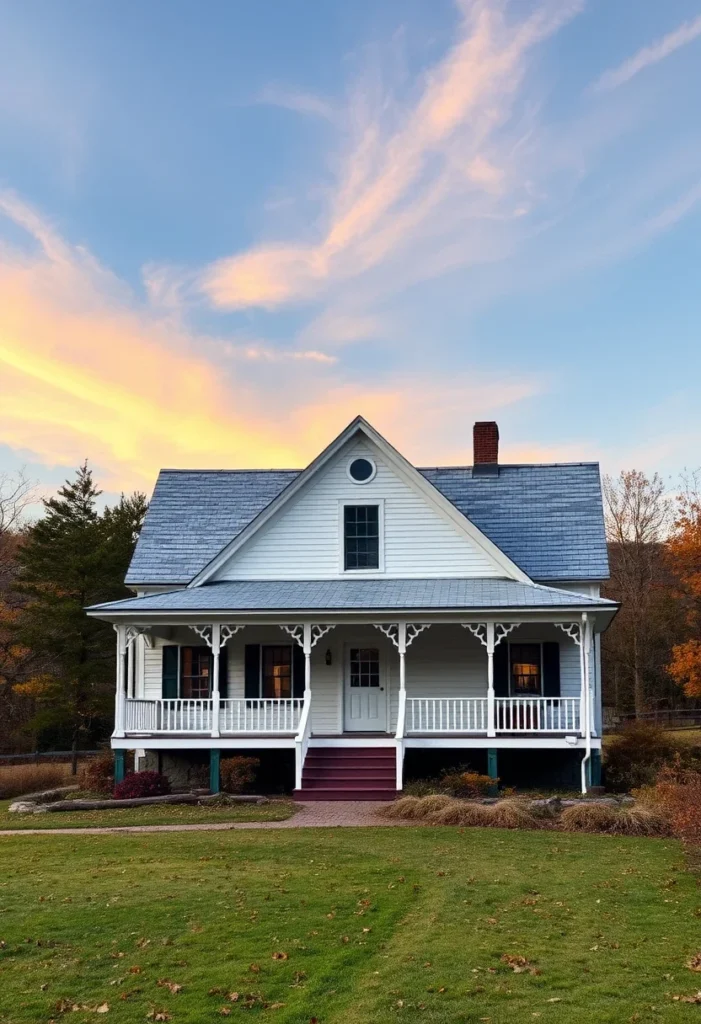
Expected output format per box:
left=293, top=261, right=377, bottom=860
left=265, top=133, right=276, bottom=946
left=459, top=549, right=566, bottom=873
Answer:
left=87, top=417, right=617, bottom=797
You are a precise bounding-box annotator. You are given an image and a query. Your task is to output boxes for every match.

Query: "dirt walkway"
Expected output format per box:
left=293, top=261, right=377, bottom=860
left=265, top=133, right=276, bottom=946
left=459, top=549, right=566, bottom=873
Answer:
left=0, top=801, right=404, bottom=836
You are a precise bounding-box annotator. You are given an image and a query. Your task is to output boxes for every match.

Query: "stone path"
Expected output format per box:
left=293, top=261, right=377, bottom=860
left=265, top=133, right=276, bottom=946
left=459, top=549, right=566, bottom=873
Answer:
left=0, top=801, right=405, bottom=836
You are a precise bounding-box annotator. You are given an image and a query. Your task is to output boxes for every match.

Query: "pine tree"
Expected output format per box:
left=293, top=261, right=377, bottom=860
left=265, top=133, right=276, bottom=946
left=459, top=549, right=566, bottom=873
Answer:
left=14, top=463, right=147, bottom=768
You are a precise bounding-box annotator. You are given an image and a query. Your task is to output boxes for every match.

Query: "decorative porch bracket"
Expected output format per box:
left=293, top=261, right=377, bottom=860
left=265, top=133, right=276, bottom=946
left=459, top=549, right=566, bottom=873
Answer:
left=462, top=622, right=521, bottom=737
left=554, top=621, right=582, bottom=646
left=554, top=619, right=587, bottom=741
left=123, top=626, right=152, bottom=701
left=192, top=624, right=245, bottom=738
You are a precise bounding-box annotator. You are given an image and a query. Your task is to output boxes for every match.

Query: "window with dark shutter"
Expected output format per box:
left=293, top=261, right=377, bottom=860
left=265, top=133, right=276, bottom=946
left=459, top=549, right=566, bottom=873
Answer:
left=344, top=504, right=379, bottom=570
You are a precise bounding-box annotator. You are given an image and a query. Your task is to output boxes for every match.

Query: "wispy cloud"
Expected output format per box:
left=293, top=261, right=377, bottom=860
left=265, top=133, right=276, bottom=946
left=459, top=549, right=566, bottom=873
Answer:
left=201, top=0, right=584, bottom=312
left=591, top=14, right=701, bottom=94
left=256, top=84, right=335, bottom=121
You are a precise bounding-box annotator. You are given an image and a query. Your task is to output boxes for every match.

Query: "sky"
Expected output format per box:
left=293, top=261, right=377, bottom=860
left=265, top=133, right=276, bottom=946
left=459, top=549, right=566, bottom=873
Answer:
left=1, top=0, right=701, bottom=504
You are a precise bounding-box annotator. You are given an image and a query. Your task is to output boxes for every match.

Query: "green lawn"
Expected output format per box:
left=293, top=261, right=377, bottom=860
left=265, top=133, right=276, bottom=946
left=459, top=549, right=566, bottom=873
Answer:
left=0, top=828, right=699, bottom=1023
left=0, top=798, right=296, bottom=830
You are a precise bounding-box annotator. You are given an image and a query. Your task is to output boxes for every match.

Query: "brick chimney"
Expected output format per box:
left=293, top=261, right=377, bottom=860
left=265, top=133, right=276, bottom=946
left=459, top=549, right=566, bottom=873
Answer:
left=473, top=421, right=499, bottom=475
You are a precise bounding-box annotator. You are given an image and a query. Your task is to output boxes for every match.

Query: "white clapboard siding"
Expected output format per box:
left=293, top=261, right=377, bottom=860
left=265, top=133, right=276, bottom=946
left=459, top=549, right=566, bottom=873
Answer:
left=215, top=438, right=502, bottom=580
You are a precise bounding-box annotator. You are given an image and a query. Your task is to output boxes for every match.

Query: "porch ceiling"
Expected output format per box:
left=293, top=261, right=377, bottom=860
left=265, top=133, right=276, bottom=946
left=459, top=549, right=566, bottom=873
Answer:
left=87, top=577, right=617, bottom=618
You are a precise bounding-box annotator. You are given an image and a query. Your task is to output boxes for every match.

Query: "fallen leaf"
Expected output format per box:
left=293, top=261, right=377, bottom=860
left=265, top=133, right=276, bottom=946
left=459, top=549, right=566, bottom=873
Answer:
left=671, top=992, right=701, bottom=1004
left=272, top=951, right=289, bottom=961
left=268, top=1003, right=285, bottom=1010
left=95, top=1005, right=110, bottom=1014
left=157, top=980, right=182, bottom=994
left=128, top=966, right=142, bottom=975
left=249, top=964, right=261, bottom=974
left=136, top=938, right=150, bottom=949
left=219, top=1009, right=231, bottom=1017
left=687, top=954, right=701, bottom=973
left=228, top=992, right=239, bottom=1002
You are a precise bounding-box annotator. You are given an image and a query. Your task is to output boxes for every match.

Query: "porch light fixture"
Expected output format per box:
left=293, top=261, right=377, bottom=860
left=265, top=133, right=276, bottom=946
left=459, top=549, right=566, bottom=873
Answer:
left=325, top=649, right=333, bottom=666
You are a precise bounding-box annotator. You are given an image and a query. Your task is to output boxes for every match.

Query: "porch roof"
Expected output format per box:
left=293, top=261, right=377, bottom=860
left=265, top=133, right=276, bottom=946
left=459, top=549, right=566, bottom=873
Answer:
left=88, top=578, right=617, bottom=616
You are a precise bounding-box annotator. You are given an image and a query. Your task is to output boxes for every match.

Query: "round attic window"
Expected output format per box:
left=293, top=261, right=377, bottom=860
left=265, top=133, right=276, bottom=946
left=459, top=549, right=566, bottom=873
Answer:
left=348, top=456, right=376, bottom=483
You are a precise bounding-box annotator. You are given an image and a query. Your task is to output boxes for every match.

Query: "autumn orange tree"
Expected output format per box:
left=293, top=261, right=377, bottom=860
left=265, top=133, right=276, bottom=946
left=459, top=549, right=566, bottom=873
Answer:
left=667, top=477, right=701, bottom=698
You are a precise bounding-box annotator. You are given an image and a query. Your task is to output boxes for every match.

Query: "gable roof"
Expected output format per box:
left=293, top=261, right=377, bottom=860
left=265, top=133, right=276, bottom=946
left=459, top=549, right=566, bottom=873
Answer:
left=126, top=442, right=609, bottom=586
left=187, top=417, right=529, bottom=587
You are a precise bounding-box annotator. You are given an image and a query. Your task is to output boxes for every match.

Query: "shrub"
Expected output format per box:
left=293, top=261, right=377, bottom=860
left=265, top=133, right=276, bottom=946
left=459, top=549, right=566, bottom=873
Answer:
left=490, top=799, right=540, bottom=830
left=560, top=802, right=619, bottom=833
left=429, top=800, right=494, bottom=826
left=649, top=763, right=701, bottom=844
left=80, top=751, right=115, bottom=794
left=220, top=756, right=260, bottom=794
left=114, top=770, right=170, bottom=800
left=403, top=779, right=442, bottom=797
left=0, top=762, right=72, bottom=799
left=440, top=771, right=497, bottom=798
left=604, top=723, right=680, bottom=792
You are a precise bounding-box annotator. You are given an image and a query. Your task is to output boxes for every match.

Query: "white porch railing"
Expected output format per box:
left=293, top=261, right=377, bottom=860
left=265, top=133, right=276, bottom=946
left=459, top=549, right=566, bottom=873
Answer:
left=123, top=698, right=302, bottom=735
left=406, top=697, right=489, bottom=733
left=220, top=698, right=303, bottom=733
left=495, top=697, right=581, bottom=733
left=405, top=696, right=581, bottom=734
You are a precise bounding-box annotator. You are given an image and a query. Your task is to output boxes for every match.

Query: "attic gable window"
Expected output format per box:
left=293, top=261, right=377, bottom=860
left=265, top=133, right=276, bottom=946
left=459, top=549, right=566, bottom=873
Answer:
left=344, top=504, right=380, bottom=570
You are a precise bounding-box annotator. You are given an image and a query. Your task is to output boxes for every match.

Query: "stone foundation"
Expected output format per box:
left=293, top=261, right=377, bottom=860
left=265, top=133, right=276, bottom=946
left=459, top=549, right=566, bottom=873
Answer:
left=140, top=752, right=210, bottom=791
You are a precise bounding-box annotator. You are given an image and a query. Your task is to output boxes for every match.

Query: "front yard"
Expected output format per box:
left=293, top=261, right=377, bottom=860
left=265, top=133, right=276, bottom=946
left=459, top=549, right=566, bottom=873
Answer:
left=0, top=827, right=699, bottom=1023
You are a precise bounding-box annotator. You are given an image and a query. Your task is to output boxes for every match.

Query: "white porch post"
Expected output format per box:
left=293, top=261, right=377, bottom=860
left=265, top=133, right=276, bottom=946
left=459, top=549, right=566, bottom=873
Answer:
left=303, top=623, right=312, bottom=696
left=578, top=615, right=587, bottom=738
left=395, top=622, right=407, bottom=790
left=127, top=639, right=135, bottom=700
left=211, top=623, right=221, bottom=739
left=486, top=621, right=496, bottom=739
left=114, top=624, right=127, bottom=738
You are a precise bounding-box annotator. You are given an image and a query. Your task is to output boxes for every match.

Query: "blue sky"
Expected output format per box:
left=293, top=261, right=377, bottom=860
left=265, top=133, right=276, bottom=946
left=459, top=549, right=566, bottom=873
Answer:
left=1, top=0, right=700, bottom=501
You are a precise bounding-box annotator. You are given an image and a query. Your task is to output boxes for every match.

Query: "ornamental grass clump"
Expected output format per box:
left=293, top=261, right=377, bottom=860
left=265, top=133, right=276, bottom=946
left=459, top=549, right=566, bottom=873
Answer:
left=560, top=802, right=619, bottom=833
left=429, top=800, right=494, bottom=827
left=608, top=805, right=670, bottom=837
left=411, top=794, right=454, bottom=818
left=380, top=796, right=423, bottom=819
left=490, top=799, right=540, bottom=830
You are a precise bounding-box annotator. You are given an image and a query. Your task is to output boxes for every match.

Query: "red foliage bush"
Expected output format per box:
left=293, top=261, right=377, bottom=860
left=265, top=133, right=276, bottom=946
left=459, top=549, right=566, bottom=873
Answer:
left=114, top=770, right=171, bottom=800
left=652, top=761, right=701, bottom=845
left=220, top=756, right=259, bottom=794
left=80, top=751, right=115, bottom=794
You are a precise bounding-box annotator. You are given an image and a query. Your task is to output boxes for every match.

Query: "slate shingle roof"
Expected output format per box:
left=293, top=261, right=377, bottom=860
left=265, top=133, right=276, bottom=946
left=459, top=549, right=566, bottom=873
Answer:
left=125, top=463, right=608, bottom=585
left=90, top=578, right=616, bottom=614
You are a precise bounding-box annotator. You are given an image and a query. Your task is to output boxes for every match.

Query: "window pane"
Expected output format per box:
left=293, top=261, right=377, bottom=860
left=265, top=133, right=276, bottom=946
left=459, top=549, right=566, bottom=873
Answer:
left=344, top=505, right=379, bottom=570
left=180, top=645, right=212, bottom=698
left=510, top=643, right=541, bottom=695
left=350, top=648, right=380, bottom=687
left=262, top=645, right=292, bottom=698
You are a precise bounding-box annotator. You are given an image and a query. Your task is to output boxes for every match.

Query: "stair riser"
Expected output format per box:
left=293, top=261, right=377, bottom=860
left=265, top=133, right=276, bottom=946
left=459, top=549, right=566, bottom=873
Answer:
left=302, top=779, right=394, bottom=790
left=307, top=749, right=395, bottom=757
left=305, top=757, right=396, bottom=768
left=303, top=770, right=396, bottom=782
left=294, top=790, right=398, bottom=802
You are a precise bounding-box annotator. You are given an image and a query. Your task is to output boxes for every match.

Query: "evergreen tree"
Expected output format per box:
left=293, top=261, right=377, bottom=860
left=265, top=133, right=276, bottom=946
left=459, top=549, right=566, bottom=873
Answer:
left=14, top=463, right=147, bottom=767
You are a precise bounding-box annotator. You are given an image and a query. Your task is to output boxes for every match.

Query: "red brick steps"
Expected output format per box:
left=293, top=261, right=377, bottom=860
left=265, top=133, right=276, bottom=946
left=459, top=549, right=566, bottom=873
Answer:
left=294, top=746, right=398, bottom=802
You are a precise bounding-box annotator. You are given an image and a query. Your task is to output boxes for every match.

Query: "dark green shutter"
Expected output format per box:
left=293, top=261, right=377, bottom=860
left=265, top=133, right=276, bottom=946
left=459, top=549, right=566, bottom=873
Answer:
left=244, top=645, right=260, bottom=699
left=162, top=645, right=179, bottom=699
left=494, top=642, right=509, bottom=697
left=542, top=642, right=561, bottom=697
left=292, top=644, right=305, bottom=698
left=218, top=646, right=228, bottom=699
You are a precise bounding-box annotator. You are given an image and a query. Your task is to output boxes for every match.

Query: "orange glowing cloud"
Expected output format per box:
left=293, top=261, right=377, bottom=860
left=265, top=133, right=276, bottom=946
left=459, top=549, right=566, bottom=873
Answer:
left=0, top=193, right=541, bottom=492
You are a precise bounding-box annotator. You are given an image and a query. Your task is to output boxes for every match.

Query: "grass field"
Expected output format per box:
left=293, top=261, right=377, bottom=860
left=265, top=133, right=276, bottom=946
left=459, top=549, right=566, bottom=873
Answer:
left=0, top=827, right=699, bottom=1023
left=0, top=798, right=296, bottom=830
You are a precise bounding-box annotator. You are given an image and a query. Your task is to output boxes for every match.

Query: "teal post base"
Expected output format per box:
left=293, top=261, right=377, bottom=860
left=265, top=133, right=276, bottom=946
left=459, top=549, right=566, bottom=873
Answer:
left=487, top=748, right=498, bottom=796
left=114, top=749, right=126, bottom=788
left=589, top=750, right=602, bottom=788
left=210, top=749, right=221, bottom=794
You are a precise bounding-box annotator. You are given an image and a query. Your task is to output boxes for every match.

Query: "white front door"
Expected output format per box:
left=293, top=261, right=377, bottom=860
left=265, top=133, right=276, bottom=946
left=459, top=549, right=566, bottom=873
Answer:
left=344, top=646, right=387, bottom=731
